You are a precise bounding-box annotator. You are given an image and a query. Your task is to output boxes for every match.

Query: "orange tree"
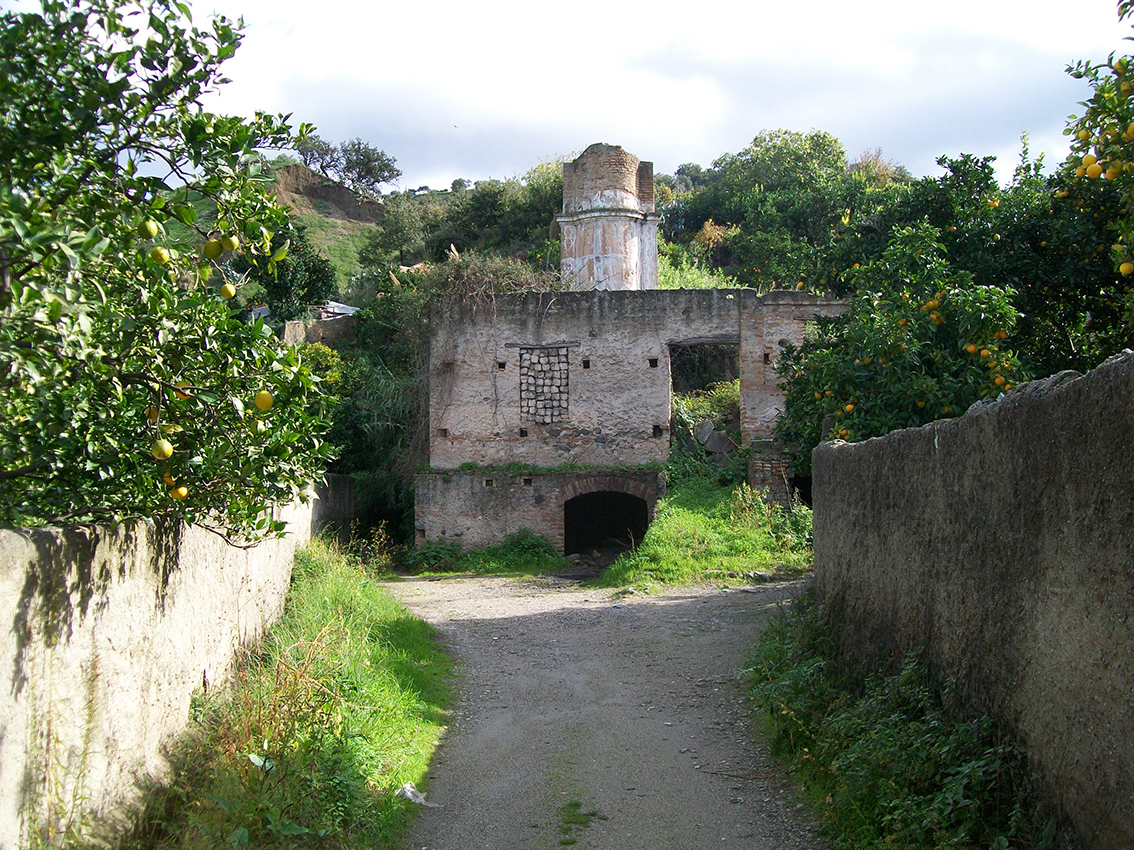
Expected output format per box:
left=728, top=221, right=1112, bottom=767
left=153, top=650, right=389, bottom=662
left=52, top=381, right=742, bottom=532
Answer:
left=774, top=224, right=1026, bottom=475
left=0, top=0, right=332, bottom=537
left=1064, top=0, right=1134, bottom=326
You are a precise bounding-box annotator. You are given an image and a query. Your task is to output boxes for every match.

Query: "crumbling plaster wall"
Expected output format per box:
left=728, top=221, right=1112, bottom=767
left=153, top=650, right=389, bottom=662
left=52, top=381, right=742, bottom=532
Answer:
left=558, top=143, right=659, bottom=291
left=427, top=289, right=743, bottom=470
left=414, top=469, right=664, bottom=553
left=426, top=289, right=845, bottom=471
left=0, top=502, right=312, bottom=847
left=812, top=353, right=1134, bottom=849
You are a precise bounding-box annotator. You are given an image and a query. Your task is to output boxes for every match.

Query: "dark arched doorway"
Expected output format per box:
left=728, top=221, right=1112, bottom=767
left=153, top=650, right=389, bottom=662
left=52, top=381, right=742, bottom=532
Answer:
left=563, top=491, right=649, bottom=556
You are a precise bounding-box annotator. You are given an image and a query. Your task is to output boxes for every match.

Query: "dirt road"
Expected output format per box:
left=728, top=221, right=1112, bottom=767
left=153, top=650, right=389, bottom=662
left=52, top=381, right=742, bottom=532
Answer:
left=384, top=574, right=823, bottom=850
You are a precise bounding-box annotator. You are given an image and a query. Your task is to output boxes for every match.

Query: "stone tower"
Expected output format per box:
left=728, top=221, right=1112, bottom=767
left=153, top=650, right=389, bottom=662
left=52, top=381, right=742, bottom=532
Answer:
left=557, top=143, right=659, bottom=291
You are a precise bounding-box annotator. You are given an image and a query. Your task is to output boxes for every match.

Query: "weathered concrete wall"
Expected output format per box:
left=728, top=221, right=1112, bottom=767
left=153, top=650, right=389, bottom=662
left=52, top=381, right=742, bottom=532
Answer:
left=427, top=289, right=743, bottom=470
left=739, top=291, right=847, bottom=441
left=427, top=289, right=845, bottom=471
left=558, top=144, right=659, bottom=291
left=0, top=502, right=313, bottom=847
left=281, top=314, right=357, bottom=347
left=414, top=470, right=664, bottom=553
left=812, top=353, right=1134, bottom=850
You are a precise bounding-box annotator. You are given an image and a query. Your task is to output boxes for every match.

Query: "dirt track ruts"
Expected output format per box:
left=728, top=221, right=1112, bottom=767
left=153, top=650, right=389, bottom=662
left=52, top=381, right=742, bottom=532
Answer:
left=383, top=574, right=824, bottom=850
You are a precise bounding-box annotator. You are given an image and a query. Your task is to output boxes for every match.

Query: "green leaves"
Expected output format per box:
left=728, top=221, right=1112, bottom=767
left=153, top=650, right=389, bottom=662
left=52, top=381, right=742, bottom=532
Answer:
left=0, top=0, right=331, bottom=538
left=775, top=224, right=1027, bottom=475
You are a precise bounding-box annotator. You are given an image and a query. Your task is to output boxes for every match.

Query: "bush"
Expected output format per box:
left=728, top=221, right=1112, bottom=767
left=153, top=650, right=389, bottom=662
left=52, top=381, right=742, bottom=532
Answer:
left=750, top=593, right=1066, bottom=850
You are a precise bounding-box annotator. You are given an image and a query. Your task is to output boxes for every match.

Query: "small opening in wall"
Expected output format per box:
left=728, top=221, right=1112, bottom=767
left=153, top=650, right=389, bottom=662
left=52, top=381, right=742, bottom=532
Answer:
left=415, top=528, right=425, bottom=542
left=582, top=359, right=591, bottom=369
left=485, top=479, right=494, bottom=488
left=763, top=351, right=771, bottom=364
left=519, top=428, right=528, bottom=437
left=523, top=477, right=533, bottom=486
left=436, top=428, right=449, bottom=438
left=648, top=357, right=659, bottom=368
left=652, top=424, right=664, bottom=438
left=497, top=361, right=506, bottom=371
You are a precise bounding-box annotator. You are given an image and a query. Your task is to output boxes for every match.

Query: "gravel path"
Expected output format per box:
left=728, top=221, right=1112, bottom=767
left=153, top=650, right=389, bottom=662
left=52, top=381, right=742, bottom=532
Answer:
left=383, top=574, right=824, bottom=850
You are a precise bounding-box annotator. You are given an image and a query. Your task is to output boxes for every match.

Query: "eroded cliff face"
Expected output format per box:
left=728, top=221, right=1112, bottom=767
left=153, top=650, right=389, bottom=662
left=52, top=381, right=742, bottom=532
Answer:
left=273, top=164, right=382, bottom=223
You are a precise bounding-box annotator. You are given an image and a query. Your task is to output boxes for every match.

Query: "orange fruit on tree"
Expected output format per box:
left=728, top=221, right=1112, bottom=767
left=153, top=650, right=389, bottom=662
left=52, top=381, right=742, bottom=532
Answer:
left=1121, top=262, right=1134, bottom=275
left=254, top=390, right=274, bottom=411
left=170, top=485, right=189, bottom=500
left=220, top=282, right=237, bottom=299
left=163, top=472, right=176, bottom=485
left=965, top=343, right=977, bottom=354
left=1088, top=163, right=1104, bottom=178
left=174, top=381, right=192, bottom=399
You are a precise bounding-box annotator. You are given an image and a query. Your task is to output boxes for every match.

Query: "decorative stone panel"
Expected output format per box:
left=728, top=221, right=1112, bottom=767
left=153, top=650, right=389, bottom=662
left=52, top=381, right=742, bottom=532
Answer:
left=520, top=346, right=569, bottom=423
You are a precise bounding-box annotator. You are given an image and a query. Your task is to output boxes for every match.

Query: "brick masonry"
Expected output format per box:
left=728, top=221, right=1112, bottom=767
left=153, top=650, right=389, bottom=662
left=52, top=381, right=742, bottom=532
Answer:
left=558, top=143, right=659, bottom=291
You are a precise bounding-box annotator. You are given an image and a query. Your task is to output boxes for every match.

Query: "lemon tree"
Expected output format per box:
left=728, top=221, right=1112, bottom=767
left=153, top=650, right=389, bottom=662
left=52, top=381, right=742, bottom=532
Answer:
left=775, top=224, right=1026, bottom=475
left=0, top=0, right=332, bottom=538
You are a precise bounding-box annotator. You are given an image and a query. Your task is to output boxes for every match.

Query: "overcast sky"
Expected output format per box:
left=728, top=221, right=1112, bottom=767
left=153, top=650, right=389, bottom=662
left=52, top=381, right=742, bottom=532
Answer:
left=52, top=0, right=1134, bottom=188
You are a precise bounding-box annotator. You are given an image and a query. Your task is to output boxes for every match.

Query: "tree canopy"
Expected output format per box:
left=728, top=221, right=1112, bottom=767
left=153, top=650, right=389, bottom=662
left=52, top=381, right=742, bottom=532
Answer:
left=0, top=0, right=331, bottom=537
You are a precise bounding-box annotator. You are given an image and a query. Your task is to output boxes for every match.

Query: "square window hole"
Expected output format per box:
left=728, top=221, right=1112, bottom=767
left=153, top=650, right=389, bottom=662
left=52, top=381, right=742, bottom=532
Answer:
left=519, top=428, right=528, bottom=437
left=485, top=479, right=494, bottom=488
left=523, top=477, right=533, bottom=486
left=582, top=359, right=591, bottom=369
left=436, top=427, right=449, bottom=438
left=652, top=424, right=664, bottom=438
left=648, top=357, right=659, bottom=368
left=497, top=361, right=506, bottom=371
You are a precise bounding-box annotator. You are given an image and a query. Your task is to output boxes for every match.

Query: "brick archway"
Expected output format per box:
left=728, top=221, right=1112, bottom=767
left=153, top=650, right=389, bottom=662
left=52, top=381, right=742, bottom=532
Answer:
left=562, top=473, right=661, bottom=520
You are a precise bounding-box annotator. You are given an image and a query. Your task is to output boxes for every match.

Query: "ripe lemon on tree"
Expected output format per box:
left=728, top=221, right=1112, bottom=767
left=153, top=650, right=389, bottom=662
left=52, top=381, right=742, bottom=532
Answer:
left=204, top=238, right=224, bottom=260
left=220, top=282, right=237, bottom=299
left=152, top=438, right=174, bottom=460
left=149, top=246, right=170, bottom=264
left=254, top=390, right=274, bottom=411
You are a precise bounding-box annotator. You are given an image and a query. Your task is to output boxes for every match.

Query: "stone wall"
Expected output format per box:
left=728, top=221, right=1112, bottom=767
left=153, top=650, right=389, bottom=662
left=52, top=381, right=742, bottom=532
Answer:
left=281, top=314, right=357, bottom=346
left=812, top=353, right=1134, bottom=849
left=427, top=289, right=845, bottom=471
left=0, top=501, right=313, bottom=847
left=426, top=289, right=744, bottom=471
left=414, top=469, right=665, bottom=553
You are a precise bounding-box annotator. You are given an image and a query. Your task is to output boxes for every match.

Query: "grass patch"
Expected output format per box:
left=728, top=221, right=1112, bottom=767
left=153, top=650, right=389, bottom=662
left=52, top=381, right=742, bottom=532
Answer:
left=556, top=800, right=606, bottom=845
left=748, top=593, right=1067, bottom=850
left=594, top=473, right=813, bottom=590
left=123, top=538, right=451, bottom=849
left=403, top=528, right=570, bottom=577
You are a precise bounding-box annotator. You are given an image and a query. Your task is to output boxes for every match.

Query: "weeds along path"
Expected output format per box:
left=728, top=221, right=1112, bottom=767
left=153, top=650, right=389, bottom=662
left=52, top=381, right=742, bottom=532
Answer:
left=384, top=575, right=824, bottom=850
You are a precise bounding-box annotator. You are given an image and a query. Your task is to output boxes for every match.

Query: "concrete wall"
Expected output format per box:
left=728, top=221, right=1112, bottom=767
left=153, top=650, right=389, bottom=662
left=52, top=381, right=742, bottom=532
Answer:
left=558, top=143, right=660, bottom=291
left=281, top=314, right=357, bottom=347
left=812, top=353, right=1134, bottom=850
left=426, top=289, right=845, bottom=471
left=0, top=501, right=313, bottom=847
left=414, top=469, right=665, bottom=553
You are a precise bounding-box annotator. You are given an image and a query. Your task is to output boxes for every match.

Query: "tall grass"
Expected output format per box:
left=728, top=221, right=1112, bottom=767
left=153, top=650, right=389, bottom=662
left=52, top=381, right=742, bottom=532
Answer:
left=595, top=475, right=813, bottom=589
left=123, top=539, right=450, bottom=849
left=403, top=528, right=570, bottom=576
left=748, top=594, right=1067, bottom=850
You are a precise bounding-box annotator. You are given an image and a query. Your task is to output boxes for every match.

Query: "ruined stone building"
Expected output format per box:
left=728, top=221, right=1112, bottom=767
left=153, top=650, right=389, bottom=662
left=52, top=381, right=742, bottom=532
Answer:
left=414, top=144, right=845, bottom=554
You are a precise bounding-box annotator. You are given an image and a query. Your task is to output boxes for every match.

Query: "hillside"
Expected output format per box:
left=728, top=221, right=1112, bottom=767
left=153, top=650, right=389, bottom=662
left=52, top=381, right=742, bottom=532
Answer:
left=272, top=163, right=380, bottom=293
